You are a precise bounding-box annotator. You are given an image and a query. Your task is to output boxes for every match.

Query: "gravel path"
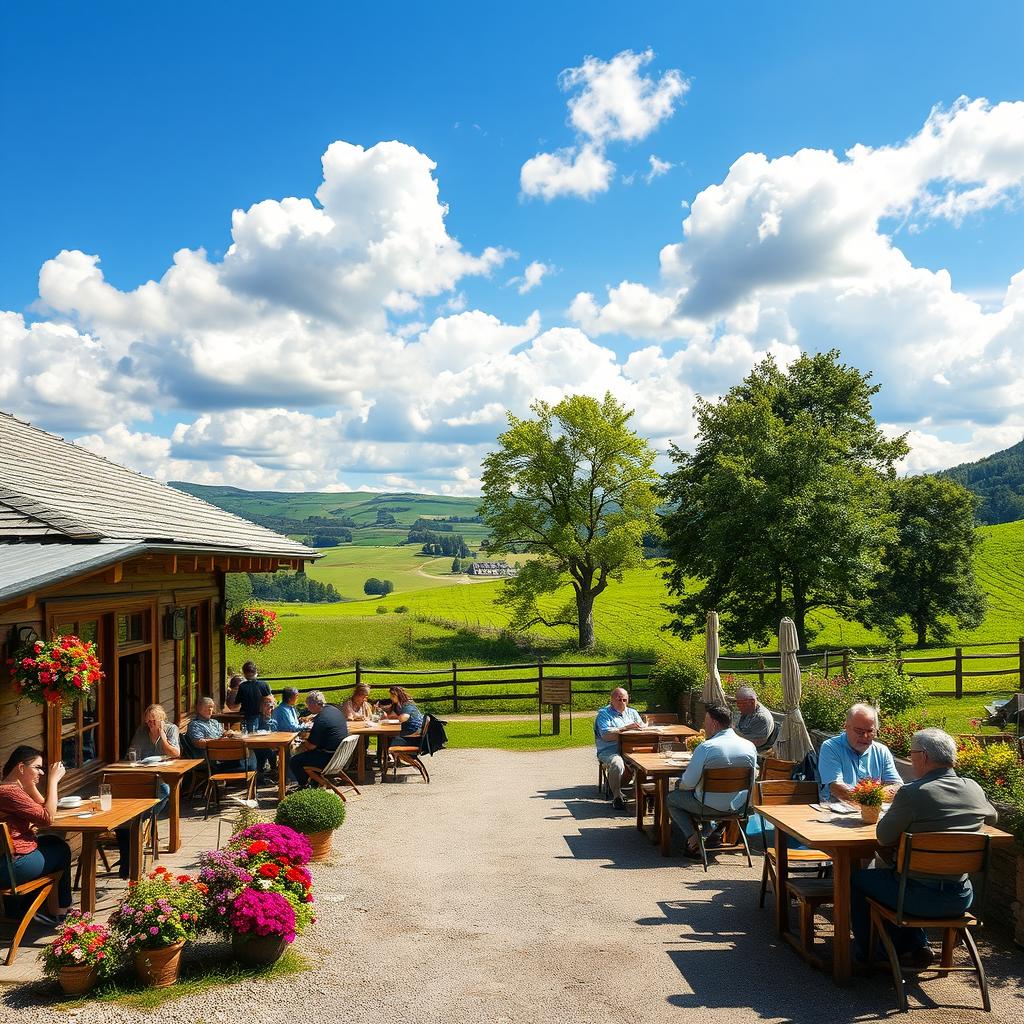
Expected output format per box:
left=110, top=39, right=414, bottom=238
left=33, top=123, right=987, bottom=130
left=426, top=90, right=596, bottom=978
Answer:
left=5, top=746, right=1023, bottom=1024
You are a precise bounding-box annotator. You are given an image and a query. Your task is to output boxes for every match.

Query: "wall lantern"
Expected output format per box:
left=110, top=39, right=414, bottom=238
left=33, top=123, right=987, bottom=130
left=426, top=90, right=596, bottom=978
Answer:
left=164, top=607, right=187, bottom=641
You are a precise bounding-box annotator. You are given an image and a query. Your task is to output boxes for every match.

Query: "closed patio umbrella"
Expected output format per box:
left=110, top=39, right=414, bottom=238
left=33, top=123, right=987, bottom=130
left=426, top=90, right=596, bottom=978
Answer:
left=703, top=610, right=727, bottom=706
left=776, top=616, right=813, bottom=761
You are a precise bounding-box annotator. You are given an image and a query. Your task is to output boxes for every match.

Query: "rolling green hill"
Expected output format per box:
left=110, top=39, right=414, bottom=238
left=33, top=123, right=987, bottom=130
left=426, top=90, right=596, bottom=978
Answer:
left=941, top=437, right=1024, bottom=524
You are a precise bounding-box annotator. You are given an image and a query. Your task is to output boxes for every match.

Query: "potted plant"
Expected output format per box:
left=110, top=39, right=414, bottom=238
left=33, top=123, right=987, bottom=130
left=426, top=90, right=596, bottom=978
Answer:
left=275, top=788, right=346, bottom=861
left=108, top=867, right=207, bottom=988
left=228, top=889, right=297, bottom=967
left=8, top=633, right=103, bottom=706
left=38, top=911, right=119, bottom=995
left=225, top=607, right=281, bottom=647
left=685, top=730, right=706, bottom=753
left=849, top=777, right=887, bottom=823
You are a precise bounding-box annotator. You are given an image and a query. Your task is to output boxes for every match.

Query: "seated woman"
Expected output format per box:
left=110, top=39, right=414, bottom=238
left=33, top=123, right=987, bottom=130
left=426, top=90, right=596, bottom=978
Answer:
left=116, top=704, right=177, bottom=878
left=224, top=674, right=243, bottom=712
left=341, top=683, right=375, bottom=721
left=384, top=685, right=424, bottom=754
left=0, top=747, right=73, bottom=923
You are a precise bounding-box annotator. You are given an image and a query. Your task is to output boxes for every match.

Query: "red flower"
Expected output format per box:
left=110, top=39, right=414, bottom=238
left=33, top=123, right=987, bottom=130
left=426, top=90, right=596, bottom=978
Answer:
left=258, top=863, right=281, bottom=878
left=248, top=840, right=270, bottom=855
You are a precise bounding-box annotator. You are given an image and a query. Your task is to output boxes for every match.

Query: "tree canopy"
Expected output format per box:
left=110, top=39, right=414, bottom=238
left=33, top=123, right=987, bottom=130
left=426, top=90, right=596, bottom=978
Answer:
left=865, top=474, right=987, bottom=646
left=479, top=392, right=660, bottom=649
left=661, top=350, right=908, bottom=648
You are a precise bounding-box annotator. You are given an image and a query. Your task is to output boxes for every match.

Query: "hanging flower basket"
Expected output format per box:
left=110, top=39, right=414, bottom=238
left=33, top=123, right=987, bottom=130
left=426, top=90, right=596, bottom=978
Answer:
left=225, top=607, right=281, bottom=647
left=8, top=635, right=103, bottom=706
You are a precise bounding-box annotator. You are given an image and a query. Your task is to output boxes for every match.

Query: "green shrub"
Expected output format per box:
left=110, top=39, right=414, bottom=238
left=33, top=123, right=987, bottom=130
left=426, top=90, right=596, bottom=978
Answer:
left=275, top=788, right=346, bottom=834
left=376, top=605, right=388, bottom=615
left=394, top=605, right=409, bottom=614
left=647, top=651, right=703, bottom=710
left=799, top=674, right=854, bottom=734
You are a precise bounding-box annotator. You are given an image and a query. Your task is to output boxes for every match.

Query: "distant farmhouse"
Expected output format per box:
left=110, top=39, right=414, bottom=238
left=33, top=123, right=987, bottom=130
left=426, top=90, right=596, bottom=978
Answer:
left=0, top=412, right=317, bottom=791
left=467, top=560, right=518, bottom=577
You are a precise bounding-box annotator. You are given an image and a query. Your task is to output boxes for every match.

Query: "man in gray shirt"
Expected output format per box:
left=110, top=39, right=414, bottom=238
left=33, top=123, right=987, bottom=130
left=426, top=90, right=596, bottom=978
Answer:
left=850, top=727, right=997, bottom=966
left=734, top=686, right=778, bottom=753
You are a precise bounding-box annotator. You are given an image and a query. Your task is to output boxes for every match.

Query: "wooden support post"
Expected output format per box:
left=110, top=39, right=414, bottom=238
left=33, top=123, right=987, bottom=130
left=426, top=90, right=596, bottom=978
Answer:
left=955, top=647, right=963, bottom=699
left=1019, top=638, right=1024, bottom=692
left=164, top=555, right=178, bottom=575
left=757, top=657, right=765, bottom=689
left=841, top=650, right=849, bottom=678
left=823, top=650, right=829, bottom=677
left=104, top=563, right=123, bottom=584
left=452, top=662, right=459, bottom=713
left=355, top=659, right=361, bottom=689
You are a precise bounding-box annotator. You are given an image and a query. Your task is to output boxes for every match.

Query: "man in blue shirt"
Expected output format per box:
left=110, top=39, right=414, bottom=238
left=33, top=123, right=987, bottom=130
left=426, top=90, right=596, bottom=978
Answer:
left=272, top=687, right=302, bottom=732
left=817, top=703, right=902, bottom=803
left=668, top=704, right=757, bottom=855
left=594, top=687, right=646, bottom=810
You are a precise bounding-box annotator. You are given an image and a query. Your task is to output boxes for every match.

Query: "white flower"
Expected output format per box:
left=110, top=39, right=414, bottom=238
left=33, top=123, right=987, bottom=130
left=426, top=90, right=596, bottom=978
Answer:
left=71, top=947, right=84, bottom=960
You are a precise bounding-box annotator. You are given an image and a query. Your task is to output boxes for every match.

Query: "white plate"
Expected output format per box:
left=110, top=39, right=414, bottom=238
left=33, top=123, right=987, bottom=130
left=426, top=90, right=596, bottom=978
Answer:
left=140, top=755, right=164, bottom=765
left=57, top=796, right=83, bottom=808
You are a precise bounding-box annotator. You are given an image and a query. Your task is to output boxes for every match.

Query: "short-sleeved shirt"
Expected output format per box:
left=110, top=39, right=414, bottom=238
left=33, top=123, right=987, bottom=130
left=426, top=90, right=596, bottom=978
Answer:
left=678, top=728, right=758, bottom=813
left=817, top=733, right=901, bottom=801
left=308, top=704, right=348, bottom=752
left=185, top=715, right=224, bottom=752
left=0, top=783, right=51, bottom=855
left=594, top=704, right=644, bottom=760
left=394, top=702, right=423, bottom=738
left=341, top=698, right=371, bottom=721
left=128, top=722, right=181, bottom=760
left=273, top=704, right=300, bottom=731
left=236, top=679, right=271, bottom=722
left=736, top=703, right=777, bottom=751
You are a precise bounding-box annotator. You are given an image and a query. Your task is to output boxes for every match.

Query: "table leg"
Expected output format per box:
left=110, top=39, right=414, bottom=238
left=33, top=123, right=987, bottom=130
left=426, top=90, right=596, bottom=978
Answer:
left=634, top=771, right=644, bottom=831
left=129, top=820, right=143, bottom=881
left=774, top=826, right=790, bottom=937
left=166, top=776, right=182, bottom=853
left=831, top=851, right=853, bottom=984
left=659, top=776, right=671, bottom=856
left=277, top=742, right=288, bottom=800
left=355, top=735, right=367, bottom=785
left=79, top=835, right=98, bottom=913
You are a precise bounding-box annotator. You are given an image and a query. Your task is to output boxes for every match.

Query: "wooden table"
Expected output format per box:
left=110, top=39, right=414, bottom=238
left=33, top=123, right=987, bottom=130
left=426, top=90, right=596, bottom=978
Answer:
left=618, top=723, right=697, bottom=756
left=623, top=750, right=692, bottom=856
left=101, top=758, right=203, bottom=854
left=51, top=797, right=159, bottom=912
left=242, top=731, right=299, bottom=799
left=346, top=721, right=401, bottom=783
left=754, top=802, right=1015, bottom=985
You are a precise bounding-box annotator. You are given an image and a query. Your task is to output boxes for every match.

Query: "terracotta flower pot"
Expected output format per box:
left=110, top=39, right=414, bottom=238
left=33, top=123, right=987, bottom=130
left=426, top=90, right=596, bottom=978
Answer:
left=860, top=804, right=881, bottom=824
left=58, top=963, right=98, bottom=995
left=134, top=940, right=185, bottom=988
left=306, top=829, right=334, bottom=861
left=232, top=933, right=288, bottom=967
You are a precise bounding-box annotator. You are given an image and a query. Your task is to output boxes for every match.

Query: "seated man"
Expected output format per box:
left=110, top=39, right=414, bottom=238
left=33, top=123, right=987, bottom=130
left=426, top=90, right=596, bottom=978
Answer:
left=734, top=685, right=778, bottom=753
left=668, top=703, right=757, bottom=855
left=273, top=687, right=302, bottom=732
left=185, top=697, right=255, bottom=771
left=254, top=694, right=279, bottom=776
left=851, top=728, right=997, bottom=966
left=289, top=692, right=347, bottom=788
left=818, top=703, right=902, bottom=803
left=594, top=687, right=645, bottom=810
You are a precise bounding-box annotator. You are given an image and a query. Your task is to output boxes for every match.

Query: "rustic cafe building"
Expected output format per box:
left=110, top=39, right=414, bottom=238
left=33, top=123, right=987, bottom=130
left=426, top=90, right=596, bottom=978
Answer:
left=0, top=411, right=317, bottom=793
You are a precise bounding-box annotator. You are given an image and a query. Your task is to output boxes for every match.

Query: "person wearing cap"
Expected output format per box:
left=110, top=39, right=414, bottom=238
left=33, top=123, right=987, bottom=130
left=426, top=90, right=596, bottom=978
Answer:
left=734, top=685, right=779, bottom=753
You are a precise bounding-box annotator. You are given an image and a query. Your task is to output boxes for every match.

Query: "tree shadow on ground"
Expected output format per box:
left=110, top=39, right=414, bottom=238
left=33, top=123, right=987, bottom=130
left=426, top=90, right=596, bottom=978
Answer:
left=644, top=877, right=1020, bottom=1021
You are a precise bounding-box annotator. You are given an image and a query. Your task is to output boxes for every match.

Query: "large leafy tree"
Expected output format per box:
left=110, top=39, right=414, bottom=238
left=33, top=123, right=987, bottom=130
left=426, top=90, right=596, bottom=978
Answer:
left=480, top=393, right=660, bottom=649
left=661, top=350, right=908, bottom=648
left=866, top=475, right=987, bottom=646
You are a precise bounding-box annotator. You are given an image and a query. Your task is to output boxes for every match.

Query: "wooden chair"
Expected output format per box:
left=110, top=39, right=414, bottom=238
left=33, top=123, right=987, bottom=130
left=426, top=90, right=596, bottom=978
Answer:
left=202, top=739, right=256, bottom=818
left=0, top=822, right=61, bottom=965
left=387, top=716, right=432, bottom=783
left=867, top=831, right=992, bottom=1013
left=760, top=757, right=797, bottom=782
left=754, top=780, right=833, bottom=966
left=304, top=735, right=361, bottom=801
left=73, top=773, right=161, bottom=887
left=689, top=765, right=756, bottom=872
left=644, top=713, right=679, bottom=725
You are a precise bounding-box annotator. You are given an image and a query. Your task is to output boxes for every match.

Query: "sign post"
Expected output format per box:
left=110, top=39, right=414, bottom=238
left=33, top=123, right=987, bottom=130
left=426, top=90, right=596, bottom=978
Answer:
left=539, top=678, right=572, bottom=735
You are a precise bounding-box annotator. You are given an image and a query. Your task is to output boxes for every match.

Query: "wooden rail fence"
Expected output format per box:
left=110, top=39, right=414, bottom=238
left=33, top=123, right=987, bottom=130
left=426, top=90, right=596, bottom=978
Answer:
left=263, top=658, right=655, bottom=711
left=718, top=638, right=1024, bottom=699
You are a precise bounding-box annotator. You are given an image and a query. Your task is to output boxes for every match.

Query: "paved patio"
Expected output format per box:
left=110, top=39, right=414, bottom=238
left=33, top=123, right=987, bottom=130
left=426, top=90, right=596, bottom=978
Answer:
left=3, top=745, right=1023, bottom=1023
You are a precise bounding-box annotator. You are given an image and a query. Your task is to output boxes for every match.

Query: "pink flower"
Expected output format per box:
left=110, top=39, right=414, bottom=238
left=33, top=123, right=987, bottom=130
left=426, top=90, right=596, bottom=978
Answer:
left=149, top=926, right=159, bottom=935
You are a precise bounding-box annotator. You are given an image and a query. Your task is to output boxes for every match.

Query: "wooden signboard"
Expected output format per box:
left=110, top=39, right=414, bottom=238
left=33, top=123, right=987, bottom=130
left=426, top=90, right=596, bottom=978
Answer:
left=539, top=678, right=572, bottom=735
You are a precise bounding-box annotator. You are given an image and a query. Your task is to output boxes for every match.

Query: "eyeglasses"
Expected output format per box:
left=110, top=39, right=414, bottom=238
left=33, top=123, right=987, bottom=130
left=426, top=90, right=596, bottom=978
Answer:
left=849, top=726, right=877, bottom=737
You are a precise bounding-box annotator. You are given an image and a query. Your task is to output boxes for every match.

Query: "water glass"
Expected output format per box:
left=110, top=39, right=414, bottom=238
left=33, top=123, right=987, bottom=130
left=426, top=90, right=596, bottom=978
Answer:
left=99, top=784, right=112, bottom=812
left=240, top=723, right=248, bottom=736
left=127, top=747, right=138, bottom=765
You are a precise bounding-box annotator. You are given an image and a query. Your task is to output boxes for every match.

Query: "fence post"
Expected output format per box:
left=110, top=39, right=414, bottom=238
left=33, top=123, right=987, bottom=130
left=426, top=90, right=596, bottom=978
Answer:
left=955, top=647, right=963, bottom=700
left=355, top=659, right=361, bottom=689
left=841, top=650, right=849, bottom=678
left=1019, top=637, right=1024, bottom=692
left=757, top=657, right=765, bottom=689
left=626, top=657, right=633, bottom=692
left=823, top=650, right=829, bottom=677
left=452, top=661, right=459, bottom=713
left=896, top=652, right=904, bottom=676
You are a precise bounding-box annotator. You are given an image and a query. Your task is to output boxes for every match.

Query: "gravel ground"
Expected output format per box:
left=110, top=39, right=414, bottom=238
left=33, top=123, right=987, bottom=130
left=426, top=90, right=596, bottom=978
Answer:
left=4, top=745, right=1023, bottom=1024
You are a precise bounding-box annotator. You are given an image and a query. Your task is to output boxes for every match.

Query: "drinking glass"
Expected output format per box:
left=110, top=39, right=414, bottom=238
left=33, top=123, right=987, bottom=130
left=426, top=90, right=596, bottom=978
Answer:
left=99, top=784, right=112, bottom=812
left=127, top=747, right=138, bottom=765
left=240, top=723, right=248, bottom=736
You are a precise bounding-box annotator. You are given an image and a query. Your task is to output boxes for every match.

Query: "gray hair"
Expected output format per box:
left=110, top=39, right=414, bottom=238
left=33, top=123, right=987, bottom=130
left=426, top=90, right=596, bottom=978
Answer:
left=736, top=685, right=757, bottom=700
left=847, top=702, right=879, bottom=726
left=912, top=728, right=957, bottom=766
left=198, top=696, right=215, bottom=708
left=307, top=691, right=326, bottom=707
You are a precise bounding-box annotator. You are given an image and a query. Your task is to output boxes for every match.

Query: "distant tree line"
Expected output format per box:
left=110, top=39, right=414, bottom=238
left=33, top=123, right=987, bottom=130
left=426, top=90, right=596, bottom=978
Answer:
left=224, top=572, right=343, bottom=607
left=407, top=530, right=472, bottom=557
left=941, top=439, right=1024, bottom=525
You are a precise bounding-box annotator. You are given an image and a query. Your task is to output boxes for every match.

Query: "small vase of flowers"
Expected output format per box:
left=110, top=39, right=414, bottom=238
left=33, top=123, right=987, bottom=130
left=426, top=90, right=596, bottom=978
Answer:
left=229, top=888, right=296, bottom=966
left=8, top=634, right=104, bottom=706
left=39, top=911, right=119, bottom=994
left=685, top=730, right=706, bottom=753
left=849, top=777, right=886, bottom=824
left=225, top=607, right=281, bottom=648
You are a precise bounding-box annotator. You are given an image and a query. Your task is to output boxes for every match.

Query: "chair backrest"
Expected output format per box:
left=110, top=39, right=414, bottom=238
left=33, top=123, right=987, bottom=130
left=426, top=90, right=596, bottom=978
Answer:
left=645, top=713, right=679, bottom=725
left=755, top=779, right=819, bottom=806
left=0, top=822, right=18, bottom=890
left=417, top=716, right=433, bottom=755
left=760, top=757, right=797, bottom=782
left=205, top=738, right=249, bottom=764
left=892, top=831, right=991, bottom=924
left=101, top=773, right=161, bottom=799
left=701, top=765, right=755, bottom=794
left=323, top=734, right=360, bottom=775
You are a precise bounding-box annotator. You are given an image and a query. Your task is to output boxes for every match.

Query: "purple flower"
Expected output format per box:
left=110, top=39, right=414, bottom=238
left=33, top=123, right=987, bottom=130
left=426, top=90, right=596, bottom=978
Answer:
left=231, top=824, right=312, bottom=866
left=149, top=926, right=159, bottom=935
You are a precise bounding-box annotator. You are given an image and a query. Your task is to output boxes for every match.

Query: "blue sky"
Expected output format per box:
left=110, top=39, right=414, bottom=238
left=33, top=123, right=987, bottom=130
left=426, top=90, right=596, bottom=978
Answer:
left=2, top=1, right=1023, bottom=491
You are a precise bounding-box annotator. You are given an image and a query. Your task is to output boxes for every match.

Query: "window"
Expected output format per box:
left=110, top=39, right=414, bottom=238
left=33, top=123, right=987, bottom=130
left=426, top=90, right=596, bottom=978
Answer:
left=117, top=611, right=149, bottom=646
left=53, top=619, right=102, bottom=770
left=175, top=601, right=209, bottom=719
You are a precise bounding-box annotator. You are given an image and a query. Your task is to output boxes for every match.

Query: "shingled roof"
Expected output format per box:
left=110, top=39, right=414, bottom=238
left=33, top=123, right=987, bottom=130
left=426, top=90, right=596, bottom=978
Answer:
left=0, top=412, right=317, bottom=560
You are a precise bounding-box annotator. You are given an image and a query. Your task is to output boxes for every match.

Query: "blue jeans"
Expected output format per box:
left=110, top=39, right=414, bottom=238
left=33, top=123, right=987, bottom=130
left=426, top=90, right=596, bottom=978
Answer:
left=290, top=749, right=331, bottom=787
left=12, top=834, right=73, bottom=910
left=851, top=867, right=972, bottom=958
left=115, top=782, right=170, bottom=878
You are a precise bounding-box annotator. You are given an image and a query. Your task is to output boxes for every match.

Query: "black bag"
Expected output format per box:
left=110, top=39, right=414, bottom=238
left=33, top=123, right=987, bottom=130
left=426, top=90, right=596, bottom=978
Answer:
left=790, top=749, right=819, bottom=783
left=424, top=715, right=448, bottom=756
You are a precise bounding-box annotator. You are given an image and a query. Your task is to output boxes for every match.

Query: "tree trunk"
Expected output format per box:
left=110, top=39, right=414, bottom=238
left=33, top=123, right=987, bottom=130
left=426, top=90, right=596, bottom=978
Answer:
left=576, top=588, right=596, bottom=650
left=915, top=619, right=927, bottom=648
